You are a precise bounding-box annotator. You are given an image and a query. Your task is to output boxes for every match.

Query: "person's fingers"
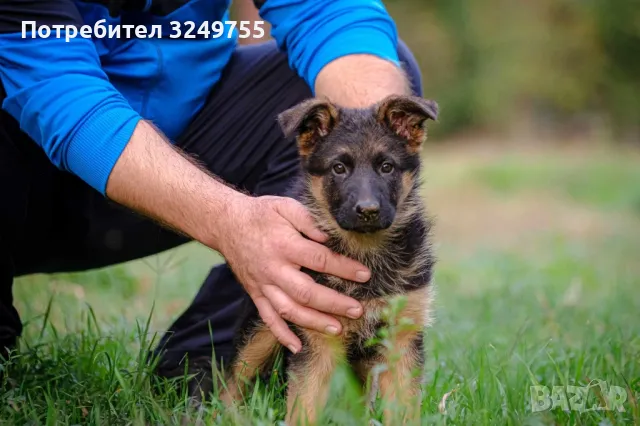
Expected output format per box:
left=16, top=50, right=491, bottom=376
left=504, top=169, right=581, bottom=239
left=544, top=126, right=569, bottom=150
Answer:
left=275, top=198, right=328, bottom=243
left=262, top=284, right=345, bottom=335
left=253, top=295, right=302, bottom=354
left=289, top=239, right=371, bottom=283
left=276, top=265, right=363, bottom=319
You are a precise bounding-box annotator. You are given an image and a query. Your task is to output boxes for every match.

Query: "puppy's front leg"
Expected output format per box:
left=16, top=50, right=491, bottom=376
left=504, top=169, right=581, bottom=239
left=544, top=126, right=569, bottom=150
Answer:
left=375, top=331, right=424, bottom=426
left=286, top=332, right=345, bottom=426
left=220, top=324, right=279, bottom=407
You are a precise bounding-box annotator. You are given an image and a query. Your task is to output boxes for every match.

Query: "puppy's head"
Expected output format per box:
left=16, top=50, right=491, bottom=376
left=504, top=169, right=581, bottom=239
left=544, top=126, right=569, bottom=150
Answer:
left=279, top=95, right=438, bottom=234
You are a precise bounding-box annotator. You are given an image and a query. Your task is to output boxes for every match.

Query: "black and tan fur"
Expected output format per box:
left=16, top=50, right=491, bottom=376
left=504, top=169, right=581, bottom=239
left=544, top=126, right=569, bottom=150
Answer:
left=222, top=95, right=439, bottom=425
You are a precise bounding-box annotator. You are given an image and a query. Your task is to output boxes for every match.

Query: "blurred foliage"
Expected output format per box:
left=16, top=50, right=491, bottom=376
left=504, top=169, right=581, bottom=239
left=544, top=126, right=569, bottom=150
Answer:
left=386, top=0, right=640, bottom=140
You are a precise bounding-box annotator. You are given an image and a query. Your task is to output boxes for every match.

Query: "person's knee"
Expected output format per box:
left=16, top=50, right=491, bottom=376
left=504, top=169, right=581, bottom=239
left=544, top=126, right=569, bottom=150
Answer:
left=397, top=39, right=423, bottom=97
left=238, top=40, right=313, bottom=102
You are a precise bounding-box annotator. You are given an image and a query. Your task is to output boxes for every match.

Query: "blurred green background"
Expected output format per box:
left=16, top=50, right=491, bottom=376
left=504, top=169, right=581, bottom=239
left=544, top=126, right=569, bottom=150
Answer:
left=388, top=0, right=640, bottom=142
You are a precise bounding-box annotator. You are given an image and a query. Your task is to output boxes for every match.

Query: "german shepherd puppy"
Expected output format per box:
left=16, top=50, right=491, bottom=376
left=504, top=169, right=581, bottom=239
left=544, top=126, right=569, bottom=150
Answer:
left=221, top=95, right=438, bottom=425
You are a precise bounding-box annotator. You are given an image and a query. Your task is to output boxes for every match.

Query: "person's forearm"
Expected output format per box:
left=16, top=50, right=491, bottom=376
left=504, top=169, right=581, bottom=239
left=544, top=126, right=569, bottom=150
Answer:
left=105, top=120, right=246, bottom=250
left=314, top=55, right=411, bottom=108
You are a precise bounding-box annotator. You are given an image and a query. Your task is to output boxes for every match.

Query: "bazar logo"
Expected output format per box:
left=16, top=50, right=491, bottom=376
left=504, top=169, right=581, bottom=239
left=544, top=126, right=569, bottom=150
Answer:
left=530, top=380, right=628, bottom=412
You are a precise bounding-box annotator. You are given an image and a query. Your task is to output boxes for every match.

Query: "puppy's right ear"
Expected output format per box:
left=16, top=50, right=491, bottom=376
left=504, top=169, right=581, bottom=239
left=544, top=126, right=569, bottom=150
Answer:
left=278, top=99, right=339, bottom=156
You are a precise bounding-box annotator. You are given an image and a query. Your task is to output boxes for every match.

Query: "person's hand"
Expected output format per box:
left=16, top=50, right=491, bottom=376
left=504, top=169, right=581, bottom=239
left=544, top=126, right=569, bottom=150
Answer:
left=215, top=194, right=371, bottom=353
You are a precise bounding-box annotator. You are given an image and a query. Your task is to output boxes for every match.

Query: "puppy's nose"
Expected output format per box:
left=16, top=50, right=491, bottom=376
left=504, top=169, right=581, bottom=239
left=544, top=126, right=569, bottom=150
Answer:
left=355, top=201, right=380, bottom=221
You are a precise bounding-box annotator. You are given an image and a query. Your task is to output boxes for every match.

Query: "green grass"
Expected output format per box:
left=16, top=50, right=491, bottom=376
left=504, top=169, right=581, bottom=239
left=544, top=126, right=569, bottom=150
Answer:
left=2, top=145, right=639, bottom=425
left=471, top=153, right=640, bottom=215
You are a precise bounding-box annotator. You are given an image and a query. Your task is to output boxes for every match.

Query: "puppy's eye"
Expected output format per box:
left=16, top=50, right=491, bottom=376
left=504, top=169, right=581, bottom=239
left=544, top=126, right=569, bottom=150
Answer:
left=380, top=162, right=394, bottom=174
left=332, top=163, right=347, bottom=175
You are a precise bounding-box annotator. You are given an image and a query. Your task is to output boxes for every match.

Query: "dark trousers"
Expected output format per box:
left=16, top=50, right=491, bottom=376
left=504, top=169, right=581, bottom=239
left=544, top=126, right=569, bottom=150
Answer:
left=0, top=40, right=422, bottom=371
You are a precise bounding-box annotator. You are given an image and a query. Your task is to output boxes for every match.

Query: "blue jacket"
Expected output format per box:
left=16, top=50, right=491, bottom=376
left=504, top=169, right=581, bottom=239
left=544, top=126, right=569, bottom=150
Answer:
left=0, top=0, right=399, bottom=194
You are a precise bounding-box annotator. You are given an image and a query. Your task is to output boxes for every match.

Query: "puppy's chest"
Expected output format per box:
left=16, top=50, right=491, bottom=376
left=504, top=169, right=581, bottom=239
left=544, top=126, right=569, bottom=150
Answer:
left=339, top=299, right=387, bottom=353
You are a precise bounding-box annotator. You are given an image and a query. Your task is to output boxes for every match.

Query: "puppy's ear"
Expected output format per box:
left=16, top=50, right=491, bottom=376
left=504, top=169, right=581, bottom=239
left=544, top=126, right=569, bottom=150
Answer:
left=278, top=99, right=339, bottom=156
left=376, top=95, right=438, bottom=152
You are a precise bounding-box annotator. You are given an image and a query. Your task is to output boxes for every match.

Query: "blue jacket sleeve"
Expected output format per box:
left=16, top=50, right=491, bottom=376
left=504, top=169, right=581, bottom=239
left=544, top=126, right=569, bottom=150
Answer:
left=256, top=0, right=400, bottom=91
left=0, top=0, right=142, bottom=194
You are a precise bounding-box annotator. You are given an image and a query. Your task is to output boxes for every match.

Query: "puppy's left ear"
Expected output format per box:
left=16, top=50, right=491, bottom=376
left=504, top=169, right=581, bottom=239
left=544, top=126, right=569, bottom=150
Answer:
left=376, top=95, right=439, bottom=152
